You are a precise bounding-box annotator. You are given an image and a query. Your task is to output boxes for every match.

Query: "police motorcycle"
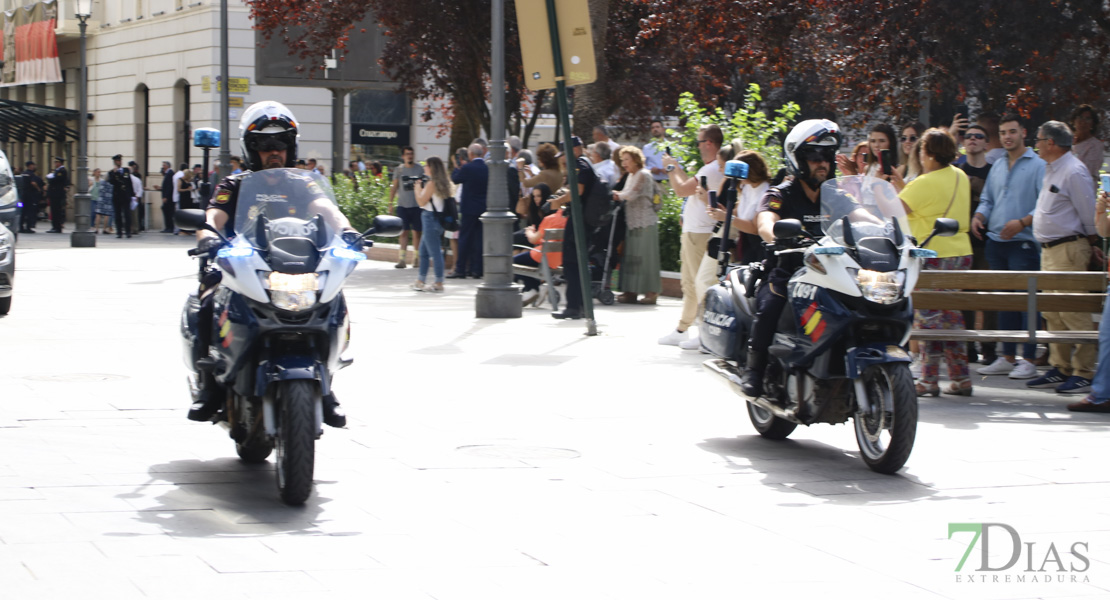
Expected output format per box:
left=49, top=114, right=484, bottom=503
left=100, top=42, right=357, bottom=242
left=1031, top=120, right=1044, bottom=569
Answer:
left=701, top=167, right=958, bottom=474
left=176, top=168, right=401, bottom=504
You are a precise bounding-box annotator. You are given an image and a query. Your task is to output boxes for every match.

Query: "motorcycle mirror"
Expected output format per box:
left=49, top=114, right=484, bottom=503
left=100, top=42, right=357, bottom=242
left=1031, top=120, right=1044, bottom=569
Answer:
left=919, top=217, right=960, bottom=248
left=174, top=208, right=209, bottom=231
left=773, top=218, right=803, bottom=240
left=362, top=215, right=404, bottom=239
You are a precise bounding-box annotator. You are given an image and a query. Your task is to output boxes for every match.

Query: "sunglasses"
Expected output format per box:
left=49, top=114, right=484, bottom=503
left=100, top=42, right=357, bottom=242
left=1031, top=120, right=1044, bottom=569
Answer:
left=900, top=135, right=918, bottom=142
left=965, top=133, right=986, bottom=140
left=252, top=136, right=289, bottom=152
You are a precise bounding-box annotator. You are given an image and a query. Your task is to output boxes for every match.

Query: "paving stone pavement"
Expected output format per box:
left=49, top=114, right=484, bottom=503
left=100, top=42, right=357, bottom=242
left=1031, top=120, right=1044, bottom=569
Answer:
left=1, top=230, right=1109, bottom=599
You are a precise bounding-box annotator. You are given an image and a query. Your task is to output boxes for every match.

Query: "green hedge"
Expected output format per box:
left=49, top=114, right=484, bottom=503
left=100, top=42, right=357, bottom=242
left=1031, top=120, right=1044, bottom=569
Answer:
left=332, top=168, right=393, bottom=234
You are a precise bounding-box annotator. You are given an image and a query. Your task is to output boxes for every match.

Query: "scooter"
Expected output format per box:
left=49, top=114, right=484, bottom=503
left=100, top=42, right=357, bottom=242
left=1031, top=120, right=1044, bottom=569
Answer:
left=701, top=168, right=957, bottom=473
left=177, top=168, right=402, bottom=504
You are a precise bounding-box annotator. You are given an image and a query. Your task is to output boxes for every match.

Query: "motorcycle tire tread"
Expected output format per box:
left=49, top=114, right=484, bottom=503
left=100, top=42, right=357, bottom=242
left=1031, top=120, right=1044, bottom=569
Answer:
left=277, top=380, right=316, bottom=505
left=859, top=364, right=917, bottom=474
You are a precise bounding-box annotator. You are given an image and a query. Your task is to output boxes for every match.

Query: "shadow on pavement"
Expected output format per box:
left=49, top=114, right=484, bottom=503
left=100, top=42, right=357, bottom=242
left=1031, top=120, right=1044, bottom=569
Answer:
left=916, top=392, right=1110, bottom=432
left=115, top=458, right=336, bottom=537
left=697, top=436, right=973, bottom=506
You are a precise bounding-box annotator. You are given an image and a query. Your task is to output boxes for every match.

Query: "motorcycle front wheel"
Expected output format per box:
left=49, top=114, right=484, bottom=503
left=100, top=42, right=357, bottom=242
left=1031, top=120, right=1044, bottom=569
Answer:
left=274, top=380, right=317, bottom=505
left=854, top=363, right=917, bottom=474
left=747, top=402, right=797, bottom=440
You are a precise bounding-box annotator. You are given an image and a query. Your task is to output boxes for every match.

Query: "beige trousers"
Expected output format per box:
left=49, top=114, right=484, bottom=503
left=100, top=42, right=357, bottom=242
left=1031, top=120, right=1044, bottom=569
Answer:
left=1041, top=239, right=1096, bottom=378
left=678, top=231, right=712, bottom=332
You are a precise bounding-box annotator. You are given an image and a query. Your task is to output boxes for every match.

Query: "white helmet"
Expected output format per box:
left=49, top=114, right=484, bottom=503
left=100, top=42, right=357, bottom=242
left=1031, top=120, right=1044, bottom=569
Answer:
left=238, top=101, right=299, bottom=171
left=783, top=119, right=841, bottom=185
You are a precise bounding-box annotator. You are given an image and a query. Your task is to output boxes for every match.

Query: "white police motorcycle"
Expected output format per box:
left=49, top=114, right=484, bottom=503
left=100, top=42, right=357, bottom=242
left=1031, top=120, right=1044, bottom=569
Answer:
left=177, top=169, right=401, bottom=504
left=702, top=172, right=957, bottom=473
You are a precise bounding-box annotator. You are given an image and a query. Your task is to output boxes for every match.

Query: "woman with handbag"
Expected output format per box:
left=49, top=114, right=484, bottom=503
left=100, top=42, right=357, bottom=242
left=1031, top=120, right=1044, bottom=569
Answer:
left=413, top=156, right=454, bottom=293
left=895, top=128, right=974, bottom=396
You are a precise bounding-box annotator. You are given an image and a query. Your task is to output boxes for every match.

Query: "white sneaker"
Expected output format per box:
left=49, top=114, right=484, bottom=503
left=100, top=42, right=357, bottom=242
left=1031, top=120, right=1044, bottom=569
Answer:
left=522, top=289, right=539, bottom=306
left=978, top=356, right=1016, bottom=375
left=1008, top=358, right=1038, bottom=379
left=658, top=329, right=687, bottom=346
left=679, top=336, right=701, bottom=350
left=910, top=359, right=922, bottom=379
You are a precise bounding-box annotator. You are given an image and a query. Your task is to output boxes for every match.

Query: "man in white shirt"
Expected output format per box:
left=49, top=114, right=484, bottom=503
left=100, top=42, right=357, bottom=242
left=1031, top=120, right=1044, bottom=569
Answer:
left=642, top=120, right=668, bottom=181
left=593, top=125, right=621, bottom=155
left=171, top=163, right=186, bottom=232
left=1026, top=120, right=1100, bottom=395
left=129, top=169, right=144, bottom=236
left=587, top=143, right=619, bottom=187
left=658, top=124, right=724, bottom=346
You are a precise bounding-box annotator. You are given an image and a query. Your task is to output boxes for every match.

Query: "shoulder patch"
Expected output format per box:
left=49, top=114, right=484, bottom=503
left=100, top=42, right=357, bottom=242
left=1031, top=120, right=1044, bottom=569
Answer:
left=768, top=198, right=782, bottom=210
left=215, top=190, right=231, bottom=204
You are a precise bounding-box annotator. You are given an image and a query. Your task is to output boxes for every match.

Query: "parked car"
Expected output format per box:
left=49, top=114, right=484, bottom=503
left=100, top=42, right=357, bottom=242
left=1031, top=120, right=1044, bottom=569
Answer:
left=0, top=150, right=18, bottom=232
left=0, top=221, right=12, bottom=314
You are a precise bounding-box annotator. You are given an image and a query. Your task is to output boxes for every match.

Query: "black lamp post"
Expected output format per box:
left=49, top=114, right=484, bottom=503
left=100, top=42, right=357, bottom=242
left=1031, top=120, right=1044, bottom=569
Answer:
left=70, top=0, right=94, bottom=248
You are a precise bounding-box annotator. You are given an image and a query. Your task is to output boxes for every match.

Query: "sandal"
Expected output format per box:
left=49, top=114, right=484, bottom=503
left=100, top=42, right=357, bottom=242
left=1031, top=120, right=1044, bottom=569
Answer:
left=943, top=380, right=973, bottom=396
left=429, top=282, right=444, bottom=293
left=411, top=280, right=425, bottom=292
left=639, top=292, right=659, bottom=305
left=915, top=382, right=940, bottom=397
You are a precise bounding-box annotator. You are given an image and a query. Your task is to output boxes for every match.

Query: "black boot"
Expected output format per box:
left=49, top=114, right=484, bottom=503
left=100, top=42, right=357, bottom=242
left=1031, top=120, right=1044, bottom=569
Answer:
left=740, top=350, right=767, bottom=397
left=187, top=373, right=224, bottom=422
left=323, top=392, right=347, bottom=428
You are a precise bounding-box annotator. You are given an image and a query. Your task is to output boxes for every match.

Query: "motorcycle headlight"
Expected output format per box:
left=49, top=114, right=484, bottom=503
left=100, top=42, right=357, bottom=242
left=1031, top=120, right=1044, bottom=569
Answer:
left=268, top=272, right=318, bottom=311
left=855, top=269, right=905, bottom=304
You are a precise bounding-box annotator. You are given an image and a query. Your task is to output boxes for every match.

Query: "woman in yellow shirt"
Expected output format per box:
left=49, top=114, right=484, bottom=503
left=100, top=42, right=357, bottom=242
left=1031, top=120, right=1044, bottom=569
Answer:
left=895, top=128, right=974, bottom=397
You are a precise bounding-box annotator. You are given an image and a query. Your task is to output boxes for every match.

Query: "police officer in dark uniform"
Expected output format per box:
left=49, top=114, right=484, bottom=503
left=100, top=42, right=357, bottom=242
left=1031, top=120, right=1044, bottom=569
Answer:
left=45, top=156, right=69, bottom=233
left=188, top=101, right=359, bottom=426
left=740, top=119, right=842, bottom=397
left=107, top=154, right=133, bottom=238
left=549, top=136, right=595, bottom=319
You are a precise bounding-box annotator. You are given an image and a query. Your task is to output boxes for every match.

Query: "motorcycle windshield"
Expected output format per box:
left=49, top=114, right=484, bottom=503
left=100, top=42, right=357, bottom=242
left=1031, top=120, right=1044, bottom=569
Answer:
left=233, top=169, right=340, bottom=248
left=820, top=175, right=909, bottom=247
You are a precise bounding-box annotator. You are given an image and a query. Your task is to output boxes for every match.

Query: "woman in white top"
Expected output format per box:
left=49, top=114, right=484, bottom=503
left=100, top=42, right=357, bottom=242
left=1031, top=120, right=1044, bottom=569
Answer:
left=413, top=156, right=453, bottom=292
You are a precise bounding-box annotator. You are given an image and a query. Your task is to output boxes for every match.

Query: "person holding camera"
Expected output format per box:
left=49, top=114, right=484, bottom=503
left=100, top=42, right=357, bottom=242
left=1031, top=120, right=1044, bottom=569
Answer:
left=389, top=146, right=424, bottom=269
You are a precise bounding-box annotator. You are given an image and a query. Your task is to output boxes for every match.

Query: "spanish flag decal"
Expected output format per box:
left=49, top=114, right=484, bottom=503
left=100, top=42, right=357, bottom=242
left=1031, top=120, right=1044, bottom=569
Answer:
left=801, top=301, right=827, bottom=342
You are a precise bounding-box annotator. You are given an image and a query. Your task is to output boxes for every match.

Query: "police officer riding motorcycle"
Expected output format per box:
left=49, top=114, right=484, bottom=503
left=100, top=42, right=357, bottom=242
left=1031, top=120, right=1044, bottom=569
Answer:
left=740, top=119, right=842, bottom=397
left=186, top=101, right=362, bottom=426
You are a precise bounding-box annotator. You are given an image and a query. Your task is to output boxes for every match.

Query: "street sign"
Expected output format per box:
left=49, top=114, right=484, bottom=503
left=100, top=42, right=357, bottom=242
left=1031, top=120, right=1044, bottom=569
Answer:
left=514, top=0, right=596, bottom=90
left=216, top=77, right=250, bottom=93
left=351, top=123, right=410, bottom=147
left=201, top=76, right=211, bottom=93
left=228, top=96, right=243, bottom=108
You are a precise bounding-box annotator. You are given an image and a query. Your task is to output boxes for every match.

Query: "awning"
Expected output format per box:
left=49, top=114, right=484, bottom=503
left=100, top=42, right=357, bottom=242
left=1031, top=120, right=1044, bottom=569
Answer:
left=0, top=98, right=78, bottom=142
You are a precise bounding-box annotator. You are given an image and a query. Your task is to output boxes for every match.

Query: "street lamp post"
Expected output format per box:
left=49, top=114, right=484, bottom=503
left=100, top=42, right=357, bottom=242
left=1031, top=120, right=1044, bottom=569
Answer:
left=70, top=0, right=94, bottom=248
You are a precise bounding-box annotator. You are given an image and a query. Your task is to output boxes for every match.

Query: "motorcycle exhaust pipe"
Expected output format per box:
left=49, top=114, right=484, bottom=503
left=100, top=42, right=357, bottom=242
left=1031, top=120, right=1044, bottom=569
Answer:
left=702, top=359, right=801, bottom=424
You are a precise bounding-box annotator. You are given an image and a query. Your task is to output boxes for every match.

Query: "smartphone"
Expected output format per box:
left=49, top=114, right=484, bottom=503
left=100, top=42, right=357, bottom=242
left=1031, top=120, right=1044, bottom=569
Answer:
left=956, top=104, right=969, bottom=119
left=708, top=190, right=718, bottom=209
left=880, top=149, right=893, bottom=176
left=663, top=146, right=672, bottom=156
left=1101, top=174, right=1110, bottom=194
left=700, top=176, right=708, bottom=190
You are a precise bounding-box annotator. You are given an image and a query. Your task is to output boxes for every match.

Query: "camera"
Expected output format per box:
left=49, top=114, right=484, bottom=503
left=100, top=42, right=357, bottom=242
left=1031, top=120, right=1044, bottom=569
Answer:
left=401, top=174, right=429, bottom=191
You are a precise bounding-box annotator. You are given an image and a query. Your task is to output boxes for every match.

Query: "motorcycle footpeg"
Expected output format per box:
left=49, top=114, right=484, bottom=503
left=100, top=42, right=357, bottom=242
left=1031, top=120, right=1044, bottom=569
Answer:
left=337, top=357, right=354, bottom=370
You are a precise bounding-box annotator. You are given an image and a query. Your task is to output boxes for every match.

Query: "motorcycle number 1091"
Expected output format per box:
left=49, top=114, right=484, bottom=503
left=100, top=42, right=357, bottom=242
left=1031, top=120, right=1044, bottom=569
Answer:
left=794, top=283, right=817, bottom=300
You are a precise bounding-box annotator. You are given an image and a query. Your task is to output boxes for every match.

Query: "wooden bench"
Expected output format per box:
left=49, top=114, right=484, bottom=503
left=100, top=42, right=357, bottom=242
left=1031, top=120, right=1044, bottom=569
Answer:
left=909, top=270, right=1106, bottom=345
left=512, top=228, right=564, bottom=310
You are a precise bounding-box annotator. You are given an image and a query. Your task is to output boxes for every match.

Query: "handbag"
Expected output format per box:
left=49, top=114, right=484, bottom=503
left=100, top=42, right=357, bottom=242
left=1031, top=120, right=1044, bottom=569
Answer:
left=429, top=195, right=459, bottom=232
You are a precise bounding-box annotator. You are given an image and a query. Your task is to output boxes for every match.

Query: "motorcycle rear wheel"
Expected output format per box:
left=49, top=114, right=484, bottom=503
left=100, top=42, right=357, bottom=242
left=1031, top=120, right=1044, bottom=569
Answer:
left=274, top=380, right=317, bottom=505
left=747, top=402, right=797, bottom=440
left=854, top=363, right=917, bottom=474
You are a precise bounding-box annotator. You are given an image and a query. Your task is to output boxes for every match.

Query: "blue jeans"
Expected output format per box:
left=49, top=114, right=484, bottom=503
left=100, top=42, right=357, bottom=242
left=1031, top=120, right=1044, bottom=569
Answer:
left=1089, top=284, right=1110, bottom=403
left=418, top=211, right=445, bottom=283
left=984, top=239, right=1041, bottom=359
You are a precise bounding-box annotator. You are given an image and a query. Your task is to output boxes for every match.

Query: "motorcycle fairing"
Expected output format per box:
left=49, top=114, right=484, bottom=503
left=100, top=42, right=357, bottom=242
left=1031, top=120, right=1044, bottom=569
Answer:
left=845, top=343, right=912, bottom=378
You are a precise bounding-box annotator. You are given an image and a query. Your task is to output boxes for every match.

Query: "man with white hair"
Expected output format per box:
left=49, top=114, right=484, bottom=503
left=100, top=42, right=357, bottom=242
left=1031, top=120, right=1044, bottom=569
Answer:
left=449, top=142, right=489, bottom=278
left=588, top=143, right=619, bottom=187
left=1025, top=120, right=1100, bottom=395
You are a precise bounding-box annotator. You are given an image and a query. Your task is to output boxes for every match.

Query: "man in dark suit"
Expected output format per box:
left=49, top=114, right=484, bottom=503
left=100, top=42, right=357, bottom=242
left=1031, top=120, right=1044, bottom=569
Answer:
left=107, top=154, right=132, bottom=238
left=449, top=142, right=489, bottom=278
left=159, top=161, right=175, bottom=232
left=45, top=156, right=69, bottom=233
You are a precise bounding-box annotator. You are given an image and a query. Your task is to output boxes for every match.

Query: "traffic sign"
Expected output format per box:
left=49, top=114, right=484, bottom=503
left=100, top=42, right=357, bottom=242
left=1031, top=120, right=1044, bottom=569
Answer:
left=514, top=0, right=596, bottom=90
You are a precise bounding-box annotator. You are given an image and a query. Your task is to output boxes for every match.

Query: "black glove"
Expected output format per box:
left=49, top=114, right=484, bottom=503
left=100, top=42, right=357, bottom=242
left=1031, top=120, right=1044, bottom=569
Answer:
left=196, top=236, right=223, bottom=255
left=341, top=230, right=364, bottom=251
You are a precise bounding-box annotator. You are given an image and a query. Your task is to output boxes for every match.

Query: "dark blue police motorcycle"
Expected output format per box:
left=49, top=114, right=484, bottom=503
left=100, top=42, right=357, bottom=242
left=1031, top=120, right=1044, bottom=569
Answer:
left=177, top=169, right=401, bottom=503
left=701, top=170, right=957, bottom=473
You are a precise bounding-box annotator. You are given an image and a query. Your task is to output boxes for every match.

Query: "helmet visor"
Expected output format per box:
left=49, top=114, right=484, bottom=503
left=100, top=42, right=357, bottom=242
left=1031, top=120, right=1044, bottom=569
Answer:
left=248, top=133, right=291, bottom=153
left=801, top=147, right=836, bottom=163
